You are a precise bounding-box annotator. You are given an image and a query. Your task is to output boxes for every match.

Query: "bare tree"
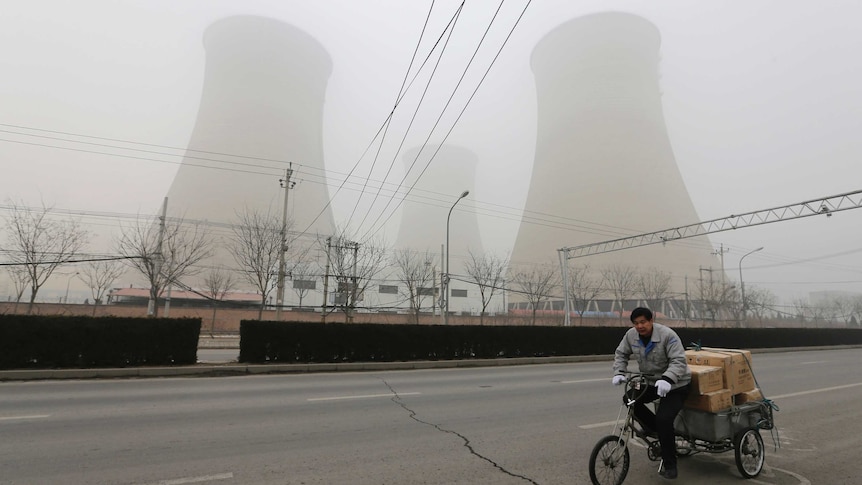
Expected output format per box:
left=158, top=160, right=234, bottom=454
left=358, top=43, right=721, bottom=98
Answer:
left=116, top=214, right=213, bottom=318
left=636, top=267, right=672, bottom=315
left=851, top=296, right=862, bottom=327
left=79, top=260, right=126, bottom=316
left=322, top=228, right=389, bottom=323
left=290, top=261, right=318, bottom=309
left=203, top=267, right=236, bottom=335
left=745, top=285, right=777, bottom=324
left=463, top=250, right=509, bottom=325
left=790, top=296, right=829, bottom=327
left=694, top=268, right=736, bottom=324
left=511, top=262, right=559, bottom=326
left=3, top=201, right=88, bottom=313
left=601, top=264, right=639, bottom=321
left=229, top=208, right=282, bottom=319
left=391, top=249, right=436, bottom=324
left=790, top=297, right=809, bottom=325
left=567, top=264, right=602, bottom=325
left=4, top=266, right=29, bottom=314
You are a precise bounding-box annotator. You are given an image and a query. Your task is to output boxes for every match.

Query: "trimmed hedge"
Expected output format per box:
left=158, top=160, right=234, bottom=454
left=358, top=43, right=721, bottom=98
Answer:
left=0, top=315, right=201, bottom=369
left=239, top=320, right=862, bottom=364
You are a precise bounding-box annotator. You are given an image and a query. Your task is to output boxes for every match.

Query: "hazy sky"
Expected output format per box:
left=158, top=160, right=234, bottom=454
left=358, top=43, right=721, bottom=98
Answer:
left=2, top=1, right=862, bottom=303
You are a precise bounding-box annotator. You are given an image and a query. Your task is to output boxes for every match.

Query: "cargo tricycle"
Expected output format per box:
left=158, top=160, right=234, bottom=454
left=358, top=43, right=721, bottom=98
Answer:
left=588, top=371, right=777, bottom=484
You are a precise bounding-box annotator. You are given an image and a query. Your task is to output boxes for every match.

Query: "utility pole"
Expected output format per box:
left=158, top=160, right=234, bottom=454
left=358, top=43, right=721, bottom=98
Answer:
left=439, top=244, right=445, bottom=325
left=148, top=197, right=167, bottom=317
left=559, top=249, right=571, bottom=326
left=684, top=275, right=690, bottom=326
left=349, top=241, right=359, bottom=323
left=322, top=236, right=331, bottom=324
left=712, top=243, right=730, bottom=287
left=275, top=165, right=294, bottom=321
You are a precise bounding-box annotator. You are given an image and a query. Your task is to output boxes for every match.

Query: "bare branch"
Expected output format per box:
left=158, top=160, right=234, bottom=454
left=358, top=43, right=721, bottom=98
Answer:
left=3, top=200, right=89, bottom=313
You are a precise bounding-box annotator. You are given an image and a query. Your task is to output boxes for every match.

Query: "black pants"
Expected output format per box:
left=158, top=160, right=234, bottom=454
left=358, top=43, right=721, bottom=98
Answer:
left=632, top=384, right=689, bottom=469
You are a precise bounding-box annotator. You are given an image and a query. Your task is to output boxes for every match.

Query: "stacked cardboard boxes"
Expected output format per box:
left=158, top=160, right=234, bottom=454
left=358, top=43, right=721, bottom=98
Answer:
left=683, top=348, right=760, bottom=413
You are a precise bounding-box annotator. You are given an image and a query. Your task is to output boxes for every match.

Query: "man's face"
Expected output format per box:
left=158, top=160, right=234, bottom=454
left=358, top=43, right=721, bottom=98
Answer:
left=632, top=316, right=653, bottom=338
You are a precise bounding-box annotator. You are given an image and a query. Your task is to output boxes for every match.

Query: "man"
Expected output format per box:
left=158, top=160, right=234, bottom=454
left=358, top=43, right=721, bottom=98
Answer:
left=612, top=307, right=691, bottom=480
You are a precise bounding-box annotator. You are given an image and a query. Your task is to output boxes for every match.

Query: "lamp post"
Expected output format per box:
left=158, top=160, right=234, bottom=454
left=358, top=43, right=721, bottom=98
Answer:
left=738, top=246, right=764, bottom=327
left=64, top=272, right=79, bottom=303
left=444, top=190, right=469, bottom=325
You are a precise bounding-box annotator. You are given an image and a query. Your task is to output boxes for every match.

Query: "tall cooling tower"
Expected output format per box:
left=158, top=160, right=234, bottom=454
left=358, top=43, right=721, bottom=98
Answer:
left=511, top=12, right=720, bottom=291
left=165, top=16, right=334, bottom=238
left=393, top=145, right=484, bottom=307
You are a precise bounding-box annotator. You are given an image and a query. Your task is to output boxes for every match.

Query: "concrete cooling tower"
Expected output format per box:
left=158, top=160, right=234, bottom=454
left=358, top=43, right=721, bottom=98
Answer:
left=165, top=16, right=335, bottom=239
left=511, top=12, right=721, bottom=298
left=393, top=145, right=484, bottom=311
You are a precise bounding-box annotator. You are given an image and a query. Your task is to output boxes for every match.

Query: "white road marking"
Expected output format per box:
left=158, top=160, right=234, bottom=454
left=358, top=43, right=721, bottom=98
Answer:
left=308, top=392, right=420, bottom=402
left=799, top=361, right=827, bottom=365
left=579, top=420, right=617, bottom=430
left=0, top=414, right=51, bottom=421
left=580, top=382, right=862, bottom=431
left=560, top=378, right=607, bottom=384
left=771, top=382, right=862, bottom=400
left=144, top=472, right=234, bottom=485
left=764, top=466, right=812, bottom=485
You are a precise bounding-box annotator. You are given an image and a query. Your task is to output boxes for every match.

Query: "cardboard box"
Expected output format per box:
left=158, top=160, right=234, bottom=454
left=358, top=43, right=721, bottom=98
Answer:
left=684, top=389, right=732, bottom=413
left=686, top=349, right=755, bottom=394
left=688, top=364, right=724, bottom=394
left=734, top=387, right=763, bottom=405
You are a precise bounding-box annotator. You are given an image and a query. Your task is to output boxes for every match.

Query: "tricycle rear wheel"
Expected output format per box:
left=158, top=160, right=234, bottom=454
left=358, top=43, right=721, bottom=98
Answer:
left=734, top=427, right=765, bottom=478
left=589, top=435, right=630, bottom=485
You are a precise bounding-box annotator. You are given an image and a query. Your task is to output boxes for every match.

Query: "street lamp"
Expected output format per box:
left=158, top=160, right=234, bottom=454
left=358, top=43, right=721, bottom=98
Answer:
left=64, top=272, right=80, bottom=304
left=738, top=246, right=764, bottom=326
left=444, top=190, right=469, bottom=325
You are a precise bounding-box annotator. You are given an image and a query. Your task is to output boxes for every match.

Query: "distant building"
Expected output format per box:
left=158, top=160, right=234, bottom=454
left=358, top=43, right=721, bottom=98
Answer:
left=108, top=287, right=261, bottom=309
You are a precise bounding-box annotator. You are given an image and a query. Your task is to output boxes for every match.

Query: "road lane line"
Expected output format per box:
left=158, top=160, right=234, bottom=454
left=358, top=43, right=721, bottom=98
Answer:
left=800, top=361, right=827, bottom=365
left=308, top=392, right=421, bottom=402
left=579, top=420, right=617, bottom=430
left=560, top=378, right=607, bottom=384
left=771, top=382, right=862, bottom=400
left=0, top=415, right=51, bottom=421
left=144, top=472, right=234, bottom=485
left=581, top=383, right=862, bottom=430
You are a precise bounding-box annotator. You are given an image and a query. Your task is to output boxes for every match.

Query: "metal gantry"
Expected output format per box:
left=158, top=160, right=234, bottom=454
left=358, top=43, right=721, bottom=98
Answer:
left=558, top=188, right=862, bottom=326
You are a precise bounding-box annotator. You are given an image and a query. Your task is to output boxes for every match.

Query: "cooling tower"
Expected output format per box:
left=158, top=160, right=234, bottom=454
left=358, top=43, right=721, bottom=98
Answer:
left=511, top=12, right=720, bottom=291
left=165, top=16, right=334, bottom=237
left=393, top=145, right=484, bottom=309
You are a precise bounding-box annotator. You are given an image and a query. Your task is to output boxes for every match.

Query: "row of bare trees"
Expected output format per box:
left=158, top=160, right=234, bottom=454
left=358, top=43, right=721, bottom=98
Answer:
left=7, top=201, right=860, bottom=327
left=790, top=294, right=862, bottom=326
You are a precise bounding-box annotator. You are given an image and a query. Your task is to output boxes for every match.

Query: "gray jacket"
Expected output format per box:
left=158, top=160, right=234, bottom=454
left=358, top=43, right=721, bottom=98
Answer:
left=613, top=322, right=691, bottom=389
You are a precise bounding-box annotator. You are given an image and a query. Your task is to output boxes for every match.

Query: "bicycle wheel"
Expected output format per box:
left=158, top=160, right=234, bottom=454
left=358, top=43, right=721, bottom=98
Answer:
left=734, top=427, right=765, bottom=478
left=589, top=435, right=630, bottom=485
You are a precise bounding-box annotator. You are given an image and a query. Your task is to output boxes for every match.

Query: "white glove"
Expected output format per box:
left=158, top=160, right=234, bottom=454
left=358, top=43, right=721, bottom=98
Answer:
left=656, top=380, right=672, bottom=397
left=612, top=375, right=626, bottom=386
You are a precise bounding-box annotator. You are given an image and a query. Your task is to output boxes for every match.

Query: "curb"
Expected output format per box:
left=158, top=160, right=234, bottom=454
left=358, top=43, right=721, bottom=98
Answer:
left=0, top=355, right=611, bottom=381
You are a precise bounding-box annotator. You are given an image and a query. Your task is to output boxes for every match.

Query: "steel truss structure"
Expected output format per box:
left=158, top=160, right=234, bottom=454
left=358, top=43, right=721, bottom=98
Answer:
left=558, top=189, right=862, bottom=326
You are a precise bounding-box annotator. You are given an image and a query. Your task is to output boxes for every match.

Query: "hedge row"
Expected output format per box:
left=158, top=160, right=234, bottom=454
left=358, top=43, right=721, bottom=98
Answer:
left=239, top=321, right=862, bottom=364
left=0, top=315, right=201, bottom=369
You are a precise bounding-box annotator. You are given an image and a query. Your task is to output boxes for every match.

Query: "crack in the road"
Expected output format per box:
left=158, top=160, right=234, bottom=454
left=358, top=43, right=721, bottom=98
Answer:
left=380, top=378, right=541, bottom=485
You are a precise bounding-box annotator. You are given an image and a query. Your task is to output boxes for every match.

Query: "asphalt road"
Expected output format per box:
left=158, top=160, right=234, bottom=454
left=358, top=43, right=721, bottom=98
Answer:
left=1, top=348, right=859, bottom=484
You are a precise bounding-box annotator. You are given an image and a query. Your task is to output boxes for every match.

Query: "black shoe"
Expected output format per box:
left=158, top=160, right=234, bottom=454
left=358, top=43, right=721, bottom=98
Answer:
left=659, top=466, right=678, bottom=480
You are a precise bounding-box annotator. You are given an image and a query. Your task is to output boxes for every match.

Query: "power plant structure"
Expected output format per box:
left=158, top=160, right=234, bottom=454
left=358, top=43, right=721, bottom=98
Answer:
left=165, top=15, right=335, bottom=252
left=389, top=144, right=486, bottom=314
left=510, top=12, right=722, bottom=316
